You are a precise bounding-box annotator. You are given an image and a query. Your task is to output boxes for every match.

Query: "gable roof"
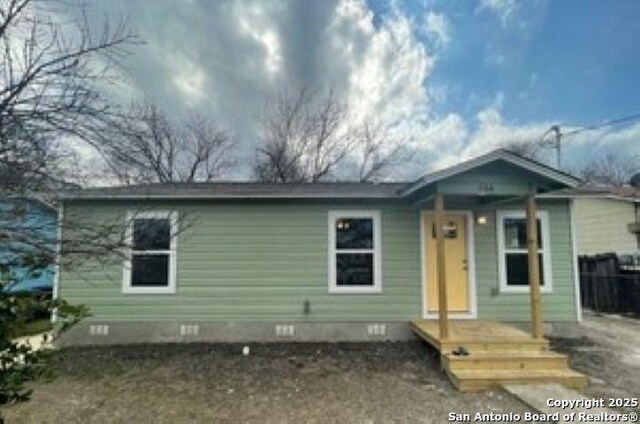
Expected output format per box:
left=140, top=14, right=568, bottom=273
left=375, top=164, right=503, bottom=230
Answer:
left=60, top=182, right=408, bottom=200
left=400, top=149, right=580, bottom=196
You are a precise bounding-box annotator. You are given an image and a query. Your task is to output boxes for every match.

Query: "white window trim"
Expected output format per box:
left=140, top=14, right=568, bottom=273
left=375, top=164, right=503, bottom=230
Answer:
left=327, top=210, right=382, bottom=294
left=497, top=210, right=553, bottom=294
left=122, top=211, right=178, bottom=294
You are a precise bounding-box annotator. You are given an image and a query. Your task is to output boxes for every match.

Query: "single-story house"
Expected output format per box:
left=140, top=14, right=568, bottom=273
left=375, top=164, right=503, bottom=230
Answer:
left=55, top=149, right=583, bottom=345
left=0, top=197, right=57, bottom=293
left=554, top=186, right=639, bottom=257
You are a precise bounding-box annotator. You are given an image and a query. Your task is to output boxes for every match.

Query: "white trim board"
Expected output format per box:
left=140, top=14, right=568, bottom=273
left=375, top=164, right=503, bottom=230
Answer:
left=496, top=210, right=553, bottom=294
left=327, top=210, right=382, bottom=294
left=420, top=210, right=478, bottom=320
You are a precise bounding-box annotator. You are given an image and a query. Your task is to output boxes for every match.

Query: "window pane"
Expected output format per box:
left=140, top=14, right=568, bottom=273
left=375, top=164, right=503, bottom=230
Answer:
left=503, top=218, right=542, bottom=249
left=336, top=253, right=373, bottom=286
left=505, top=253, right=545, bottom=286
left=131, top=254, right=169, bottom=287
left=133, top=218, right=170, bottom=250
left=336, top=218, right=373, bottom=249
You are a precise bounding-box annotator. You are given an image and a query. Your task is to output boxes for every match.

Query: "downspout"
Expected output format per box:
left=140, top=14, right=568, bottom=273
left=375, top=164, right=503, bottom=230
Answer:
left=51, top=201, right=64, bottom=324
left=570, top=199, right=582, bottom=322
left=633, top=202, right=640, bottom=251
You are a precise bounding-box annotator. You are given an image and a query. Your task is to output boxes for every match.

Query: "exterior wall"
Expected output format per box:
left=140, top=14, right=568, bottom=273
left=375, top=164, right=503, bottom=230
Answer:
left=60, top=200, right=423, bottom=323
left=573, top=198, right=638, bottom=255
left=473, top=199, right=578, bottom=322
left=58, top=197, right=578, bottom=344
left=0, top=199, right=56, bottom=292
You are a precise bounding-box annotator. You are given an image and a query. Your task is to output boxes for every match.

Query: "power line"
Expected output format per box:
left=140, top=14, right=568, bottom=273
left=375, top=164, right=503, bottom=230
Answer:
left=563, top=112, right=640, bottom=137
left=533, top=111, right=640, bottom=169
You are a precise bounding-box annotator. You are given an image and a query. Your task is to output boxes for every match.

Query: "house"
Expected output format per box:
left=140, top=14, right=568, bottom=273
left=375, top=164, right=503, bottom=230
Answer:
left=562, top=186, right=639, bottom=257
left=0, top=198, right=57, bottom=293
left=55, top=149, right=583, bottom=341
left=56, top=149, right=591, bottom=389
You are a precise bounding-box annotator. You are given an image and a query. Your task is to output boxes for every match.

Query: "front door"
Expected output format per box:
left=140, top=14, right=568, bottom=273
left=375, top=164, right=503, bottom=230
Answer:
left=423, top=213, right=470, bottom=314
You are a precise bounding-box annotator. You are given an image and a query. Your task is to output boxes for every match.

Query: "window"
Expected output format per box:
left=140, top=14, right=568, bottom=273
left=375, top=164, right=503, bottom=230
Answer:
left=123, top=211, right=177, bottom=294
left=328, top=211, right=381, bottom=293
left=497, top=211, right=552, bottom=293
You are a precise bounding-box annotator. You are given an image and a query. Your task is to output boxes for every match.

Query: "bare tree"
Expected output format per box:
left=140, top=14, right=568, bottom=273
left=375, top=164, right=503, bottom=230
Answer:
left=0, top=0, right=138, bottom=408
left=96, top=102, right=235, bottom=184
left=502, top=139, right=544, bottom=161
left=254, top=88, right=351, bottom=182
left=253, top=87, right=406, bottom=183
left=352, top=122, right=409, bottom=182
left=580, top=152, right=640, bottom=187
left=0, top=0, right=138, bottom=193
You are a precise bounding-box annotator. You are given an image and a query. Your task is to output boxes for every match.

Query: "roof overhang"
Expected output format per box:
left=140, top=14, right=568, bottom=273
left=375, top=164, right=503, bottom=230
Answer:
left=537, top=191, right=640, bottom=203
left=60, top=193, right=401, bottom=200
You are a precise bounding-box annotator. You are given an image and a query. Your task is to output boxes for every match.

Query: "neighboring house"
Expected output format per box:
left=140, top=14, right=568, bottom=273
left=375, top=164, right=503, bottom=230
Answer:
left=550, top=186, right=640, bottom=256
left=0, top=198, right=57, bottom=293
left=56, top=149, right=583, bottom=345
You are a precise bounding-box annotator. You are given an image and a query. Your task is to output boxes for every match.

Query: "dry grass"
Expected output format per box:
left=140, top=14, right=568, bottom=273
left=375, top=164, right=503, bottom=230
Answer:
left=4, top=342, right=534, bottom=423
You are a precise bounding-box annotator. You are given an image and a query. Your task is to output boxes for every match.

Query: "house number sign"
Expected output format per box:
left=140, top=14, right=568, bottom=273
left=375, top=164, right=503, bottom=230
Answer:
left=478, top=182, right=494, bottom=194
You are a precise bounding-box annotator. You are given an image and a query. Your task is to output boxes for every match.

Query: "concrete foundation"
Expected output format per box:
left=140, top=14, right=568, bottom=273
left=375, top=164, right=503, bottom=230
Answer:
left=56, top=320, right=583, bottom=346
left=56, top=321, right=417, bottom=346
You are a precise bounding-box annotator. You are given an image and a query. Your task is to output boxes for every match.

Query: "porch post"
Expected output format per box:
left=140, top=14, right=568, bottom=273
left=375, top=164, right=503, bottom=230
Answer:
left=526, top=194, right=543, bottom=339
left=435, top=192, right=449, bottom=340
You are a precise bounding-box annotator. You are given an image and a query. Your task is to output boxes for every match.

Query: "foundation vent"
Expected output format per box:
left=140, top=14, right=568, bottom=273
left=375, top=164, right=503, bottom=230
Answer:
left=179, top=324, right=199, bottom=336
left=367, top=324, right=387, bottom=336
left=89, top=324, right=109, bottom=336
left=275, top=325, right=295, bottom=337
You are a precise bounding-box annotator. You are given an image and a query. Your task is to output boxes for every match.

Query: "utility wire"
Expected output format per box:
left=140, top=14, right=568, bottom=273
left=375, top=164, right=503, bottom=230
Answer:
left=562, top=112, right=640, bottom=137
left=529, top=111, right=640, bottom=169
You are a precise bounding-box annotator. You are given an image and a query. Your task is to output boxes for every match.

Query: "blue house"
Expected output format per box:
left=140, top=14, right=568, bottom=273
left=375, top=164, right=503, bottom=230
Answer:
left=0, top=198, right=57, bottom=294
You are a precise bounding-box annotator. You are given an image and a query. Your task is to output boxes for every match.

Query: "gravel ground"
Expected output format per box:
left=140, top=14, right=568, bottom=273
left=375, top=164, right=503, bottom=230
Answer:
left=549, top=311, right=640, bottom=411
left=3, top=341, right=536, bottom=424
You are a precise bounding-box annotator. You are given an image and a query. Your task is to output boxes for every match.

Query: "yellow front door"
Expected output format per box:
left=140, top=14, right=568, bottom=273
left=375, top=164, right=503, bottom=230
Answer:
left=423, top=213, right=470, bottom=314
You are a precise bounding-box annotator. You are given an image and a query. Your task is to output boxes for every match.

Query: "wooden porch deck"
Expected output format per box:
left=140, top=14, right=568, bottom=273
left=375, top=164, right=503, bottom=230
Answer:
left=411, top=320, right=588, bottom=391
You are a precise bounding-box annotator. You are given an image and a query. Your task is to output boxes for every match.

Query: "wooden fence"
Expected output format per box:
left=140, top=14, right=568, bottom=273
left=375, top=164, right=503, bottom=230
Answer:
left=579, top=254, right=640, bottom=315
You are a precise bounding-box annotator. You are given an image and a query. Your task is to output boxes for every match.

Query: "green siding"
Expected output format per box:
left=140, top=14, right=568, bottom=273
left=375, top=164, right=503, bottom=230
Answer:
left=474, top=199, right=578, bottom=321
left=61, top=201, right=423, bottom=322
left=60, top=198, right=578, bottom=324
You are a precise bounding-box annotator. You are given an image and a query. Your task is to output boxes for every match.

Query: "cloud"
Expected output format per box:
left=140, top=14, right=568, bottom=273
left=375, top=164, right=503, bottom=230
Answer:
left=476, top=0, right=518, bottom=26
left=423, top=11, right=451, bottom=47
left=80, top=0, right=437, bottom=178
left=71, top=0, right=631, bottom=184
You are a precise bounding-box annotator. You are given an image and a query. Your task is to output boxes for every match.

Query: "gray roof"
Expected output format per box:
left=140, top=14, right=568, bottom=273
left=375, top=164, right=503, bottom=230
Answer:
left=539, top=185, right=640, bottom=202
left=60, top=182, right=409, bottom=200
left=60, top=149, right=582, bottom=201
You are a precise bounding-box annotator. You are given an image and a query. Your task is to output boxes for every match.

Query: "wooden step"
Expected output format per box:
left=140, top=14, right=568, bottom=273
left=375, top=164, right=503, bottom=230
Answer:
left=448, top=369, right=589, bottom=392
left=439, top=338, right=549, bottom=354
left=444, top=351, right=568, bottom=371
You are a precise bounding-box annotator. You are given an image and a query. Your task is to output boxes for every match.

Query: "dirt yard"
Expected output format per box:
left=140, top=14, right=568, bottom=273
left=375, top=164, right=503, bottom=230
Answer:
left=4, top=342, right=536, bottom=423
left=549, top=311, right=640, bottom=407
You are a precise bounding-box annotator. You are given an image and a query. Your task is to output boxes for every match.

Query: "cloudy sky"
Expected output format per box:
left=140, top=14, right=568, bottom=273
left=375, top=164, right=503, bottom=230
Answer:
left=87, top=0, right=640, bottom=179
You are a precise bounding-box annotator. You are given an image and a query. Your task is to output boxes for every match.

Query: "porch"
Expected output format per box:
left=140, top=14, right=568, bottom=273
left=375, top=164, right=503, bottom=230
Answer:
left=411, top=320, right=588, bottom=391
left=404, top=151, right=588, bottom=391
